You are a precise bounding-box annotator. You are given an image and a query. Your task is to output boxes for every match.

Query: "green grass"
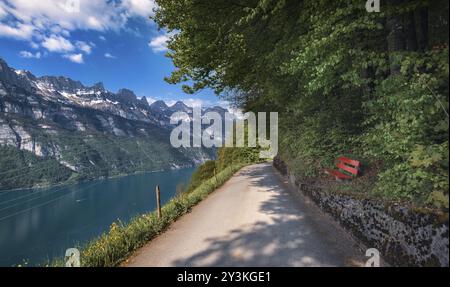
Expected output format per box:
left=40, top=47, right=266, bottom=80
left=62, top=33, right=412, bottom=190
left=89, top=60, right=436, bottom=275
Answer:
left=50, top=163, right=247, bottom=267
left=185, top=160, right=217, bottom=192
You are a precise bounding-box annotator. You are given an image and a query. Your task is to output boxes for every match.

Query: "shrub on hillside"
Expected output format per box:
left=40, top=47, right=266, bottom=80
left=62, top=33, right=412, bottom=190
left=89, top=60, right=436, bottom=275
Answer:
left=186, top=160, right=217, bottom=192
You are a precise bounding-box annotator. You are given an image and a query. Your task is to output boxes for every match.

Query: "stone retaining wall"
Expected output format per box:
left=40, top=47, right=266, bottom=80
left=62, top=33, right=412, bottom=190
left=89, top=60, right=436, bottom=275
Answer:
left=274, top=157, right=449, bottom=267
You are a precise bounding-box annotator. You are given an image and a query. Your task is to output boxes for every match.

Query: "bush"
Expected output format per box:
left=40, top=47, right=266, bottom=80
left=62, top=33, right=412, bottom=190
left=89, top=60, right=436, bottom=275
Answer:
left=186, top=160, right=217, bottom=192
left=216, top=146, right=261, bottom=171
left=362, top=50, right=449, bottom=208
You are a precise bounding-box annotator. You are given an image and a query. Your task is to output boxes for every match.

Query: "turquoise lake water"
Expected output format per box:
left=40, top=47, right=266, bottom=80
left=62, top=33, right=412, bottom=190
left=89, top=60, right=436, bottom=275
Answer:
left=0, top=167, right=195, bottom=266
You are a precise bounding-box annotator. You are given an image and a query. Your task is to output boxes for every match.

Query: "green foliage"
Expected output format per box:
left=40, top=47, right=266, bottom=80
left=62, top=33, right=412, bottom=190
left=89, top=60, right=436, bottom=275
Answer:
left=0, top=145, right=73, bottom=190
left=362, top=49, right=449, bottom=206
left=46, top=129, right=196, bottom=180
left=186, top=160, right=216, bottom=192
left=187, top=135, right=262, bottom=192
left=0, top=124, right=208, bottom=190
left=153, top=0, right=449, bottom=208
left=216, top=146, right=261, bottom=171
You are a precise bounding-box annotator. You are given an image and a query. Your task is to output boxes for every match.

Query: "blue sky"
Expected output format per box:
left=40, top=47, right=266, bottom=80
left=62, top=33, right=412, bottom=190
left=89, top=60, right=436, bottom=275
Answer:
left=0, top=0, right=220, bottom=107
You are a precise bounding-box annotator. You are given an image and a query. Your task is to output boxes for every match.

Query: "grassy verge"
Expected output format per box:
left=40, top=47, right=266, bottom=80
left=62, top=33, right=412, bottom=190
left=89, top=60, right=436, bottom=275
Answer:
left=51, top=163, right=247, bottom=267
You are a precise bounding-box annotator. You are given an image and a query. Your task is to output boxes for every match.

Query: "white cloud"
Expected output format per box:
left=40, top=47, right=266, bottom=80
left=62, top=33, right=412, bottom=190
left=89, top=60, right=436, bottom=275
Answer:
left=30, top=42, right=40, bottom=49
left=63, top=53, right=84, bottom=64
left=99, top=35, right=106, bottom=41
left=0, top=22, right=34, bottom=40
left=49, top=25, right=70, bottom=37
left=0, top=0, right=157, bottom=55
left=183, top=98, right=213, bottom=108
left=19, top=50, right=42, bottom=59
left=0, top=4, right=7, bottom=19
left=122, top=0, right=157, bottom=18
left=76, top=41, right=93, bottom=54
left=42, top=35, right=74, bottom=53
left=149, top=34, right=170, bottom=53
left=0, top=1, right=129, bottom=33
left=104, top=53, right=117, bottom=59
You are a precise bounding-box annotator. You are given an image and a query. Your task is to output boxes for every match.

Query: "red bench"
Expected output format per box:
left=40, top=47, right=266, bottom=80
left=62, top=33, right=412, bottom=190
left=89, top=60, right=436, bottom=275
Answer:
left=324, top=156, right=361, bottom=181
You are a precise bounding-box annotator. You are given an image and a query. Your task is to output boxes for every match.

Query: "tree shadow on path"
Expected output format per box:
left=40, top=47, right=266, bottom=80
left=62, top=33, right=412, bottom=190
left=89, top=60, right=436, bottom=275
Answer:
left=173, top=163, right=363, bottom=267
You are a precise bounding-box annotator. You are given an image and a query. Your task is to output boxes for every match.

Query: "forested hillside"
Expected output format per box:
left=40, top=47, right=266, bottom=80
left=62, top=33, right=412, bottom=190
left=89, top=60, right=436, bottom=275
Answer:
left=153, top=0, right=449, bottom=208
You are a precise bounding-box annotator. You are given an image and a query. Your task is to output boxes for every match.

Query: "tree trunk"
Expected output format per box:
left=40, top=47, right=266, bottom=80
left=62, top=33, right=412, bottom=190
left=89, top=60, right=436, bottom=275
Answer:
left=415, top=7, right=429, bottom=51
left=386, top=0, right=406, bottom=75
left=406, top=12, right=418, bottom=51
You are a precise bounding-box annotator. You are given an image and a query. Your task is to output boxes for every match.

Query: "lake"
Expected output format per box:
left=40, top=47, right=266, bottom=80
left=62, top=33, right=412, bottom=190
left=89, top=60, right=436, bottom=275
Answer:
left=0, top=167, right=196, bottom=266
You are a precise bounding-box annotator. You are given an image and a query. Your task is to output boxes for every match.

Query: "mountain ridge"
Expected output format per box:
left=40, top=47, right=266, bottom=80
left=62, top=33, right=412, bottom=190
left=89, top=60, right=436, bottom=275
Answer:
left=0, top=57, right=217, bottom=190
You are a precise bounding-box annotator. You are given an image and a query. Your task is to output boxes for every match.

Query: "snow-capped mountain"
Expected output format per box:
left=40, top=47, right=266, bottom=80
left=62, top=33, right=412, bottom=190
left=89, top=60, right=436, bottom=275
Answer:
left=0, top=57, right=219, bottom=190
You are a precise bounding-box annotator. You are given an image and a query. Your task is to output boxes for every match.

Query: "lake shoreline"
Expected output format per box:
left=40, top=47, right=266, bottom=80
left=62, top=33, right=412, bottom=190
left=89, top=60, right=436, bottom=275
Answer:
left=0, top=163, right=198, bottom=193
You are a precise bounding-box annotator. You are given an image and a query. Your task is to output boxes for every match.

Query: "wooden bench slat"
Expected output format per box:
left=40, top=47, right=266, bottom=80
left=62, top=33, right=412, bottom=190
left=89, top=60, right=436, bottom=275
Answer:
left=337, top=162, right=359, bottom=176
left=324, top=156, right=361, bottom=181
left=337, top=156, right=360, bottom=168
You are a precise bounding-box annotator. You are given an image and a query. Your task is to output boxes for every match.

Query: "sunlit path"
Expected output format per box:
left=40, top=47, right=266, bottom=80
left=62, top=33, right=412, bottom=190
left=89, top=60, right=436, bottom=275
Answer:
left=125, top=163, right=365, bottom=267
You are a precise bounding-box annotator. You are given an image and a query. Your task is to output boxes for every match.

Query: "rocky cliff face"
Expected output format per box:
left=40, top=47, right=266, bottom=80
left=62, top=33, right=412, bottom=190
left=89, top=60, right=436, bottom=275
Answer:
left=0, top=58, right=218, bottom=190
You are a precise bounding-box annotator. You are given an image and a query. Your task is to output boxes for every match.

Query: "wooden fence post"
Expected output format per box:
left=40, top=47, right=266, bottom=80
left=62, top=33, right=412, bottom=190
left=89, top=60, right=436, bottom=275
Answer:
left=155, top=185, right=162, bottom=219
